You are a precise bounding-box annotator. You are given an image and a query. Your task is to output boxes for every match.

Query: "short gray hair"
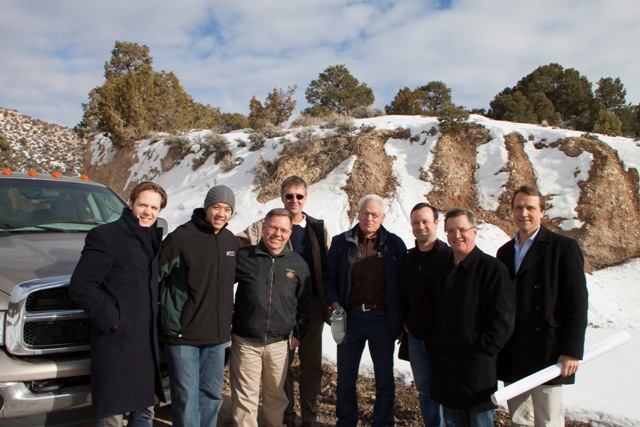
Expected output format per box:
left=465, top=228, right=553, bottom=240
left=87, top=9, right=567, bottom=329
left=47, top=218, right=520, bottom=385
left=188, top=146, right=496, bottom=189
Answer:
left=358, top=194, right=386, bottom=213
left=264, top=208, right=293, bottom=225
left=444, top=208, right=477, bottom=227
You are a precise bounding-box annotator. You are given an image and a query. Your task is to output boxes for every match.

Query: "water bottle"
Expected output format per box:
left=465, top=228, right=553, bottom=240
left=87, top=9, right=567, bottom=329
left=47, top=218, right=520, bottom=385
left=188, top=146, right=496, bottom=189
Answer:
left=330, top=307, right=346, bottom=344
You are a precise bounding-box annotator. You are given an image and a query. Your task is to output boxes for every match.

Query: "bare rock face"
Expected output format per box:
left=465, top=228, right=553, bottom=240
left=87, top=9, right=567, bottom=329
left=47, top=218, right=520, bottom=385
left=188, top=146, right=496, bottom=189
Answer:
left=568, top=136, right=640, bottom=271
left=0, top=107, right=86, bottom=175
left=6, top=105, right=639, bottom=273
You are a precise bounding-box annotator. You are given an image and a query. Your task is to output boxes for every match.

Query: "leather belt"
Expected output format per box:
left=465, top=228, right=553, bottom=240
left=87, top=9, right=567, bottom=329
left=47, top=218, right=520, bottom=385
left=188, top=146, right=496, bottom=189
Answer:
left=351, top=303, right=384, bottom=312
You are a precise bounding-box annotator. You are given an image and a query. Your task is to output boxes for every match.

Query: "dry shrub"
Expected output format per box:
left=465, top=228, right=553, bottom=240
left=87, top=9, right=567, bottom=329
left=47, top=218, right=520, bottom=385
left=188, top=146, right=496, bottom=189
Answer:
left=256, top=124, right=289, bottom=139
left=164, top=136, right=192, bottom=171
left=319, top=113, right=356, bottom=134
left=248, top=132, right=266, bottom=151
left=251, top=156, right=276, bottom=188
left=219, top=155, right=235, bottom=173
left=350, top=106, right=386, bottom=119
left=291, top=114, right=324, bottom=127
left=192, top=133, right=232, bottom=171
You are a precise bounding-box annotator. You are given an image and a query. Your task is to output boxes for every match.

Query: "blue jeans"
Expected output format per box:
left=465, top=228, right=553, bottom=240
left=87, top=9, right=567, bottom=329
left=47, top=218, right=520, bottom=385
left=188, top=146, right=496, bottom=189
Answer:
left=408, top=333, right=449, bottom=427
left=336, top=308, right=395, bottom=426
left=165, top=343, right=226, bottom=427
left=444, top=406, right=494, bottom=427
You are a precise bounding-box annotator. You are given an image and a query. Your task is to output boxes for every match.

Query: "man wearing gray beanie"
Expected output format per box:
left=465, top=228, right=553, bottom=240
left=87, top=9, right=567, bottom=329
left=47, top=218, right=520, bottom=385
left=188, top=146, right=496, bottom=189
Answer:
left=159, top=185, right=239, bottom=426
left=204, top=185, right=236, bottom=214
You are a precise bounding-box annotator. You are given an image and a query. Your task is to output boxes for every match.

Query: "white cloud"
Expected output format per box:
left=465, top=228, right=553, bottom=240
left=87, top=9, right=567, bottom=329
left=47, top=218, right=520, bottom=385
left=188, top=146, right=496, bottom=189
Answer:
left=1, top=0, right=639, bottom=127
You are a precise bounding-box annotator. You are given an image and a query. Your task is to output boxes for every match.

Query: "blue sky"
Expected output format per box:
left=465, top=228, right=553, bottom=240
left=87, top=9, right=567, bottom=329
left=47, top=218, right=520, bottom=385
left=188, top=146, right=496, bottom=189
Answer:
left=1, top=0, right=638, bottom=128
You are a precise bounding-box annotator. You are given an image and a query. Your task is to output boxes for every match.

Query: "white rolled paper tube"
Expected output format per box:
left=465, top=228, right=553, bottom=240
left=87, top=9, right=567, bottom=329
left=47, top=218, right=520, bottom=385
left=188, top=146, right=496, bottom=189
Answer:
left=491, top=330, right=631, bottom=405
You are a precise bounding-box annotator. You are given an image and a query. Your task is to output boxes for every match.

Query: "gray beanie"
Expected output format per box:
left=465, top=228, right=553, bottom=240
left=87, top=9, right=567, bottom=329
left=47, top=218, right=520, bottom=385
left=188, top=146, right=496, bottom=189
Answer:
left=204, top=185, right=236, bottom=213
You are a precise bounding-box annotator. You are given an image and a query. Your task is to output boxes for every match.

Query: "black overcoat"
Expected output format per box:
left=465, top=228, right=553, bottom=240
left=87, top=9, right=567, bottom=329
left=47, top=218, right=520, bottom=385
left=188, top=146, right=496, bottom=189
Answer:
left=496, top=225, right=588, bottom=385
left=70, top=208, right=165, bottom=417
left=425, top=246, right=515, bottom=410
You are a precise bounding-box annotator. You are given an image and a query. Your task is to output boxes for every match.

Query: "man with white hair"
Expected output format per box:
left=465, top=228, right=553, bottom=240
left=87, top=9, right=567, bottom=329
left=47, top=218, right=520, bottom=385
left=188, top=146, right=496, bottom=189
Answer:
left=324, top=195, right=407, bottom=426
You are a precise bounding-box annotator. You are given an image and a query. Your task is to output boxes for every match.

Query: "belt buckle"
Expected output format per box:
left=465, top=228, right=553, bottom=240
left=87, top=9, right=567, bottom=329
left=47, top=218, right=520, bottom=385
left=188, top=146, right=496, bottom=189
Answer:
left=361, top=303, right=371, bottom=312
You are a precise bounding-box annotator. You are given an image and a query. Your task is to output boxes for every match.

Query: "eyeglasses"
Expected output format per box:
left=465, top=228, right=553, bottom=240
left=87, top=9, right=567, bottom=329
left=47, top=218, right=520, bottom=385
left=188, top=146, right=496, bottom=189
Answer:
left=445, top=226, right=476, bottom=236
left=285, top=194, right=305, bottom=200
left=266, top=224, right=292, bottom=234
left=359, top=211, right=382, bottom=219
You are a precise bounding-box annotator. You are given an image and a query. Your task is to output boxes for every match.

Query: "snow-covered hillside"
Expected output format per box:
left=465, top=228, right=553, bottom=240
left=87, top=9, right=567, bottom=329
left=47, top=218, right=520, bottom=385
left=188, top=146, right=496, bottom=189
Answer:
left=87, top=114, right=640, bottom=425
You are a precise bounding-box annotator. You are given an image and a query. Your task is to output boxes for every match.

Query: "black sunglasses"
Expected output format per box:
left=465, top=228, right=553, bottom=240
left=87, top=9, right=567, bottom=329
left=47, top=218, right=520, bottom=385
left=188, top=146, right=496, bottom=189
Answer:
left=285, top=194, right=305, bottom=200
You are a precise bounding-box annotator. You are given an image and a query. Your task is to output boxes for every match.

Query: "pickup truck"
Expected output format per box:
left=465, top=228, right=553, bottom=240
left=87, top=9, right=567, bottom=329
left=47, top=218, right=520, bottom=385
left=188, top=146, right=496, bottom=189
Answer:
left=0, top=170, right=168, bottom=426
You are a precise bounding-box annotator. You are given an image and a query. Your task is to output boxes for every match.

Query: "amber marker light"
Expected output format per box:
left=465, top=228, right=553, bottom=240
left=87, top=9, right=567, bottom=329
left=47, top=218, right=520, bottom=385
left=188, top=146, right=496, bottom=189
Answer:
left=80, top=175, right=90, bottom=181
left=1, top=169, right=11, bottom=175
left=52, top=172, right=63, bottom=178
left=28, top=170, right=39, bottom=176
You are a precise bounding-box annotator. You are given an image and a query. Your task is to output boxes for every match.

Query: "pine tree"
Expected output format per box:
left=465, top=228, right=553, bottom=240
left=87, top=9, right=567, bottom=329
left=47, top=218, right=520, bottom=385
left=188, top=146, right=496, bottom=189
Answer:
left=415, top=81, right=452, bottom=114
left=488, top=63, right=596, bottom=131
left=304, top=65, right=374, bottom=116
left=385, top=87, right=424, bottom=115
left=595, top=77, right=627, bottom=112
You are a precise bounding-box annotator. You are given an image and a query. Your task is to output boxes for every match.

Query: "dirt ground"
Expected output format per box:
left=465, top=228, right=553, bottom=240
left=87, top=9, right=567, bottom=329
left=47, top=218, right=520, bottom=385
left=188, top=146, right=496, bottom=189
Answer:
left=149, top=358, right=592, bottom=426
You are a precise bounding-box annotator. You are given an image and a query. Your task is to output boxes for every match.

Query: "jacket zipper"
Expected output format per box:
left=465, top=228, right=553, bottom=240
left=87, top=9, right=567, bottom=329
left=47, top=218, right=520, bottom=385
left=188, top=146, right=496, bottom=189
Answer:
left=264, top=257, right=275, bottom=345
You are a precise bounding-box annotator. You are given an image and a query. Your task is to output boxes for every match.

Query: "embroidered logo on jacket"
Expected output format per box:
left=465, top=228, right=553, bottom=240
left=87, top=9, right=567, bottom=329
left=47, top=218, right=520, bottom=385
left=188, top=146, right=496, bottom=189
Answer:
left=286, top=269, right=295, bottom=279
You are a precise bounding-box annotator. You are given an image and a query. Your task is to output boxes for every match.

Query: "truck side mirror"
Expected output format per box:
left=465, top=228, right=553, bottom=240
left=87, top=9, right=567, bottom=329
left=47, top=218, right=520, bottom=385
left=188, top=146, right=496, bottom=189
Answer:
left=157, top=217, right=169, bottom=236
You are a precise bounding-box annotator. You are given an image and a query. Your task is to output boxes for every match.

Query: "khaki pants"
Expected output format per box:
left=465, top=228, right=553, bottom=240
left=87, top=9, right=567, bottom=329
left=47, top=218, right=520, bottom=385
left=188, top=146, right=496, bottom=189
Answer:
left=230, top=334, right=289, bottom=427
left=507, top=384, right=564, bottom=427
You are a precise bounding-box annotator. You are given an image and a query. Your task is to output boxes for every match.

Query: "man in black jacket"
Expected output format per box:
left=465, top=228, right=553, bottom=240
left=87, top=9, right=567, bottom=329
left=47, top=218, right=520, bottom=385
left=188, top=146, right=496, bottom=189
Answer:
left=425, top=209, right=514, bottom=427
left=401, top=202, right=451, bottom=427
left=231, top=208, right=312, bottom=427
left=496, top=186, right=588, bottom=427
left=237, top=175, right=329, bottom=427
left=324, top=195, right=407, bottom=427
left=159, top=185, right=239, bottom=427
left=70, top=181, right=168, bottom=427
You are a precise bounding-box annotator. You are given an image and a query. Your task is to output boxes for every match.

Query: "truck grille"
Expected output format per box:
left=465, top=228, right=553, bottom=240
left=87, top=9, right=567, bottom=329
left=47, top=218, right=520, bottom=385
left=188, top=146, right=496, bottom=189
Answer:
left=26, top=286, right=79, bottom=312
left=23, top=318, right=91, bottom=347
left=6, top=276, right=91, bottom=355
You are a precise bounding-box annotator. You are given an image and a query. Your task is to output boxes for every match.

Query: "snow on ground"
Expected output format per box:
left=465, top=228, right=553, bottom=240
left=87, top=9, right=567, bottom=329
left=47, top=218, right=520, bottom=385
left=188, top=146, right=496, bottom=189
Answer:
left=154, top=116, right=640, bottom=426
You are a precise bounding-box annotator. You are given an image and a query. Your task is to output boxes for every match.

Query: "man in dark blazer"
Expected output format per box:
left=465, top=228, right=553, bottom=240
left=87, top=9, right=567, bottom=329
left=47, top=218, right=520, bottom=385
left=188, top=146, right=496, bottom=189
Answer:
left=496, top=186, right=588, bottom=427
left=425, top=208, right=514, bottom=427
left=70, top=181, right=168, bottom=427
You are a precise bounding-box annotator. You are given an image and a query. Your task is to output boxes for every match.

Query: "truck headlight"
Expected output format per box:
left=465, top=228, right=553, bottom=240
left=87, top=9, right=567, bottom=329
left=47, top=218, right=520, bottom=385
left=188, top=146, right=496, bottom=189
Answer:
left=0, top=311, right=5, bottom=346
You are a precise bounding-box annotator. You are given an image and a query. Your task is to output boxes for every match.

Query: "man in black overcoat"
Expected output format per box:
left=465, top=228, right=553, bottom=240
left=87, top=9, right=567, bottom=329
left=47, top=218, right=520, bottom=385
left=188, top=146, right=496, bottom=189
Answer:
left=425, top=209, right=514, bottom=427
left=70, top=181, right=168, bottom=426
left=496, top=185, right=588, bottom=427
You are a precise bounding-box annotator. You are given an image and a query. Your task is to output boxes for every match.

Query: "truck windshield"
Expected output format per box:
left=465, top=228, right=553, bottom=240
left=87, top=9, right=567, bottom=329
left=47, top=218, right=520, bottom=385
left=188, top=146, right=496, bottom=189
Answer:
left=0, top=179, right=127, bottom=232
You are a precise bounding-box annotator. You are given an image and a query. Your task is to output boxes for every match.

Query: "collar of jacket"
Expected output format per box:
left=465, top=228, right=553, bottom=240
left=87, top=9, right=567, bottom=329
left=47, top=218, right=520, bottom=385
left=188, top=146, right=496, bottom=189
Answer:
left=302, top=211, right=323, bottom=225
left=410, top=238, right=449, bottom=254
left=346, top=223, right=388, bottom=246
left=454, top=245, right=483, bottom=269
left=191, top=207, right=229, bottom=234
left=120, top=207, right=159, bottom=235
left=120, top=207, right=161, bottom=259
left=255, top=240, right=292, bottom=258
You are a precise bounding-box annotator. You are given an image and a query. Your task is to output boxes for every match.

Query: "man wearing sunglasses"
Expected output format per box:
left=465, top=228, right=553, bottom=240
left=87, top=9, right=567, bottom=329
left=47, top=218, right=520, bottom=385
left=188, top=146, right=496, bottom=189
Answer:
left=237, top=175, right=329, bottom=427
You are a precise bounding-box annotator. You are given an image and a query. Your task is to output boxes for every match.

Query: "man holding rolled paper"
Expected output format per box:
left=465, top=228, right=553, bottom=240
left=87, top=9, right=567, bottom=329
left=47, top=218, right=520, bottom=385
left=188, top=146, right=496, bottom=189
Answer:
left=496, top=186, right=588, bottom=427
